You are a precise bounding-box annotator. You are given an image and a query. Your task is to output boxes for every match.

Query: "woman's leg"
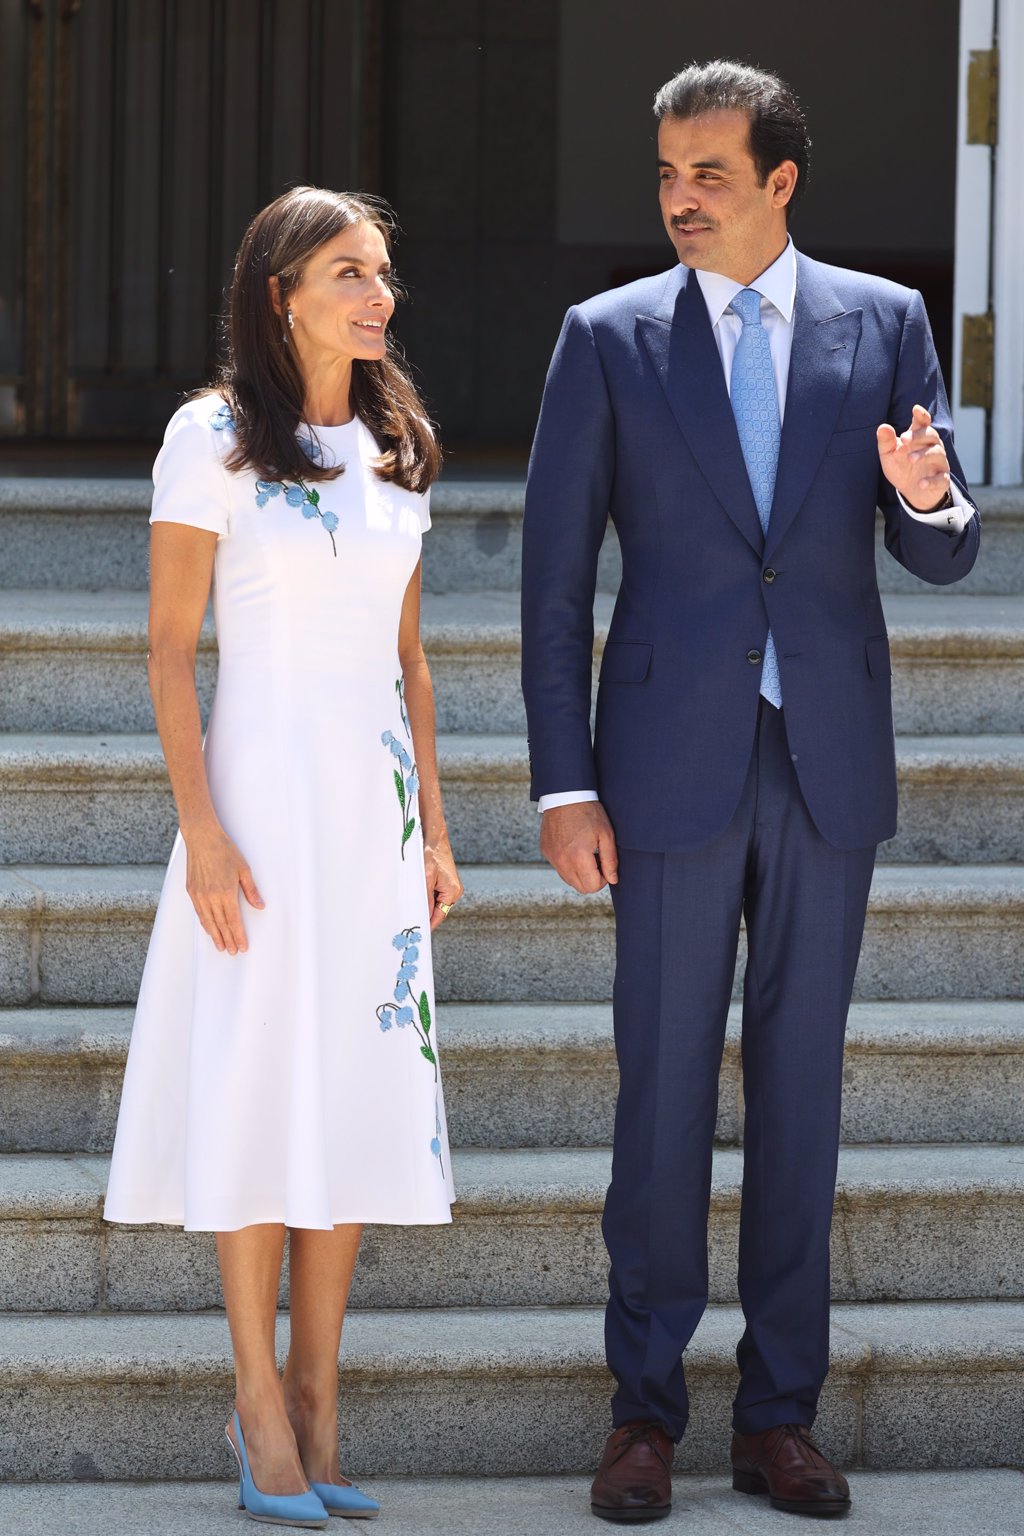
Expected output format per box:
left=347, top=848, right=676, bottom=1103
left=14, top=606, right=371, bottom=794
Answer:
left=218, top=1223, right=310, bottom=1495
left=283, top=1225, right=363, bottom=1484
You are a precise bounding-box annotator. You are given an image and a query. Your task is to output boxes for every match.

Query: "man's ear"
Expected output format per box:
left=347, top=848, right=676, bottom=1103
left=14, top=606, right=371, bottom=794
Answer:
left=772, top=160, right=799, bottom=210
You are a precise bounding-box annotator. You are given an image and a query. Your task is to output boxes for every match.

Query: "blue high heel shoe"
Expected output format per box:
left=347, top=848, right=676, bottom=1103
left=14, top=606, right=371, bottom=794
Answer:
left=227, top=1411, right=329, bottom=1529
left=309, top=1480, right=380, bottom=1520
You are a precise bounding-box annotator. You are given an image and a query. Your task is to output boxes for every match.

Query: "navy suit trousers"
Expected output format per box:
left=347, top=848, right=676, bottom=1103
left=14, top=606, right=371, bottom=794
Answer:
left=603, top=700, right=876, bottom=1439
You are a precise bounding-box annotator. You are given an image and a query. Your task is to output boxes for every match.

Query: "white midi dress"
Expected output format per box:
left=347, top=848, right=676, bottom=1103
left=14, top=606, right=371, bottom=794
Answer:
left=103, top=397, right=455, bottom=1231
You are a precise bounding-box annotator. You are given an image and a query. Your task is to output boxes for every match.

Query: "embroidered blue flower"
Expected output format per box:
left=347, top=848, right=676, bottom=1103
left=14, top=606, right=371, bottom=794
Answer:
left=297, top=433, right=323, bottom=461
left=253, top=475, right=338, bottom=555
left=255, top=479, right=282, bottom=507
left=375, top=926, right=443, bottom=1174
left=387, top=741, right=412, bottom=771
left=211, top=402, right=236, bottom=432
left=381, top=682, right=419, bottom=858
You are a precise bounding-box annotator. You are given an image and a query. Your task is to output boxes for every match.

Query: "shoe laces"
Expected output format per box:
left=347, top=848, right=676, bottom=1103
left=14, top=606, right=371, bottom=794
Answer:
left=771, top=1424, right=829, bottom=1469
left=612, top=1422, right=671, bottom=1469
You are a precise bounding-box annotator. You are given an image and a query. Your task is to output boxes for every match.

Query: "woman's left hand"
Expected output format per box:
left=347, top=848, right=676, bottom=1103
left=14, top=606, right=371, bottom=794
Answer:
left=425, top=834, right=463, bottom=931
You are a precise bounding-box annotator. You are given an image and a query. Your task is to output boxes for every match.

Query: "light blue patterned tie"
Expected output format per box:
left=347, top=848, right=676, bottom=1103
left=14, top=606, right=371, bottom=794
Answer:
left=729, top=287, right=782, bottom=709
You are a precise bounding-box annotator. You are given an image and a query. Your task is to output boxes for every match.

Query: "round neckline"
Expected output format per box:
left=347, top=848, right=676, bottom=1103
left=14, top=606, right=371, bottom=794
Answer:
left=305, top=416, right=360, bottom=431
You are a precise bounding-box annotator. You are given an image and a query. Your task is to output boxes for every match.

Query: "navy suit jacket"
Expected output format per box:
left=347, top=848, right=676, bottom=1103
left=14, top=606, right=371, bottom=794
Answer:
left=521, top=252, right=980, bottom=852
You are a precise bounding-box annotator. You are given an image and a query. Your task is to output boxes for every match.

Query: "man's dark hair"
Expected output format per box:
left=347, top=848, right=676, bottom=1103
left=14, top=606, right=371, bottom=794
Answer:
left=654, top=59, right=810, bottom=214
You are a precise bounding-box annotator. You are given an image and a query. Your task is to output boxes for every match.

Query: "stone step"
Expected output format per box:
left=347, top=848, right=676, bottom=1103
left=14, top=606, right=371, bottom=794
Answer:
left=0, top=863, right=1021, bottom=1007
left=2, top=1000, right=1022, bottom=1155
left=0, top=1301, right=1021, bottom=1477
left=2, top=730, right=1022, bottom=866
left=2, top=477, right=1022, bottom=597
left=1, top=590, right=1021, bottom=736
left=2, top=1472, right=1021, bottom=1536
left=4, top=1144, right=1023, bottom=1312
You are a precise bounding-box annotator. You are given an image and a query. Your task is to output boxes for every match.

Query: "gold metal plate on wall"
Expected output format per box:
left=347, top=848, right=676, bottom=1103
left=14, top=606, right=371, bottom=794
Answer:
left=961, top=313, right=994, bottom=410
left=967, top=48, right=998, bottom=145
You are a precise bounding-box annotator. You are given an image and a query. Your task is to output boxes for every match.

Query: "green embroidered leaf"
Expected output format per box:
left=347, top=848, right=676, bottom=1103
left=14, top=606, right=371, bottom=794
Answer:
left=402, top=817, right=416, bottom=846
left=418, top=990, right=432, bottom=1034
left=394, top=770, right=406, bottom=811
left=420, top=1044, right=436, bottom=1065
left=308, top=488, right=321, bottom=506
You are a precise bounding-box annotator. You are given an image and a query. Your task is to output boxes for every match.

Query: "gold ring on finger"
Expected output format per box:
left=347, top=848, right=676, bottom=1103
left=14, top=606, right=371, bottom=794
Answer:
left=438, top=901, right=453, bottom=917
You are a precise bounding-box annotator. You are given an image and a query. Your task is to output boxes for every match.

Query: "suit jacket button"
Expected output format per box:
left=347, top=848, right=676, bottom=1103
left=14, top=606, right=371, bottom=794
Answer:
left=747, top=649, right=762, bottom=665
left=763, top=568, right=776, bottom=583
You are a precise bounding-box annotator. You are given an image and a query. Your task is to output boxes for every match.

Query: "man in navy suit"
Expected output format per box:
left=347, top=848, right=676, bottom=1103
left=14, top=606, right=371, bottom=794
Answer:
left=521, top=60, right=978, bottom=1523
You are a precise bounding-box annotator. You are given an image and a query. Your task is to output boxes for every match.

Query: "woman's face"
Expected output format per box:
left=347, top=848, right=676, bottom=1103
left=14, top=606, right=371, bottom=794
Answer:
left=284, top=220, right=396, bottom=365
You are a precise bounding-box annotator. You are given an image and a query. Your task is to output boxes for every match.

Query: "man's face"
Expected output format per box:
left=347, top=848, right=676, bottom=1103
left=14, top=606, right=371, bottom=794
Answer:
left=657, top=108, right=794, bottom=281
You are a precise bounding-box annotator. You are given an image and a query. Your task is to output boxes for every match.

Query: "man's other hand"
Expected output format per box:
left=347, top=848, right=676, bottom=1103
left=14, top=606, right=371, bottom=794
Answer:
left=877, top=404, right=952, bottom=511
left=540, top=801, right=619, bottom=894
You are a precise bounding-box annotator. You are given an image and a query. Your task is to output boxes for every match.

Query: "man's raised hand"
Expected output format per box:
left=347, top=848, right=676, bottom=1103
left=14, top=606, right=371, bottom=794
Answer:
left=877, top=404, right=952, bottom=512
left=540, top=801, right=619, bottom=894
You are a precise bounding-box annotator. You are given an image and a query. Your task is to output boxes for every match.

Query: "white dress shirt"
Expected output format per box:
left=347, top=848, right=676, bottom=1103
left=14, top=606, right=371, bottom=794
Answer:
left=539, top=240, right=974, bottom=813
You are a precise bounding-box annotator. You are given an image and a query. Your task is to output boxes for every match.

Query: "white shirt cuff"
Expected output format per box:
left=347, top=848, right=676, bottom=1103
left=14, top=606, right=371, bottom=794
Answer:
left=538, top=790, right=600, bottom=814
left=898, top=483, right=974, bottom=536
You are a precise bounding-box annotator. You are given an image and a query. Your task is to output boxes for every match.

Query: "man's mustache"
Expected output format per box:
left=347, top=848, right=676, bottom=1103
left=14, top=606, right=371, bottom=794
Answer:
left=671, top=218, right=716, bottom=232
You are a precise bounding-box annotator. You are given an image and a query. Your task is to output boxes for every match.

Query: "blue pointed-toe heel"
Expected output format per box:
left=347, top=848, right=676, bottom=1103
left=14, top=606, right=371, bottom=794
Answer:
left=226, top=1411, right=329, bottom=1529
left=309, top=1480, right=380, bottom=1520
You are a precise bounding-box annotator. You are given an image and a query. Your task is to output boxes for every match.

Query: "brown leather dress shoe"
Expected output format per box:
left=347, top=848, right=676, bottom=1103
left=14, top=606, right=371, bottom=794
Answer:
left=590, top=1419, right=674, bottom=1523
left=731, top=1424, right=850, bottom=1517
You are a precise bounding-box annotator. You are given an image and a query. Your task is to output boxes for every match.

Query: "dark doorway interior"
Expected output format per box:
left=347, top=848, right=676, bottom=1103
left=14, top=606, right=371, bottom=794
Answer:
left=3, top=0, right=958, bottom=453
left=385, top=0, right=959, bottom=453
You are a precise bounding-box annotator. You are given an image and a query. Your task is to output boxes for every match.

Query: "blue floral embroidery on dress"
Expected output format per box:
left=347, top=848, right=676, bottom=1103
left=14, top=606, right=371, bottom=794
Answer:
left=253, top=475, right=338, bottom=556
left=380, top=678, right=418, bottom=859
left=376, top=927, right=443, bottom=1171
left=210, top=402, right=236, bottom=432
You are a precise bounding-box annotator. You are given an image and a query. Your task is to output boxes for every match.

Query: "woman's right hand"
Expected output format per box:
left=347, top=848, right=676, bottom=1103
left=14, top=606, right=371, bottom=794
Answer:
left=183, top=825, right=265, bottom=955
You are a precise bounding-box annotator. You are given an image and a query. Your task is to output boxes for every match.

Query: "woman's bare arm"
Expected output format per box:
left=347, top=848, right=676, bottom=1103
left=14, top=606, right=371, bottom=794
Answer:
left=397, top=561, right=463, bottom=929
left=149, top=522, right=263, bottom=954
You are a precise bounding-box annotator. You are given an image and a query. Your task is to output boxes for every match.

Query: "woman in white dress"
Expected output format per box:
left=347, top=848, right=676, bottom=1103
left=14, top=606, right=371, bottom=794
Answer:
left=104, top=186, right=462, bottom=1527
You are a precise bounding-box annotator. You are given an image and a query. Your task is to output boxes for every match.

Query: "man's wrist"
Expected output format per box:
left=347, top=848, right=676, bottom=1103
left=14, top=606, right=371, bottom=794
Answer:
left=538, top=789, right=599, bottom=814
left=906, top=487, right=954, bottom=514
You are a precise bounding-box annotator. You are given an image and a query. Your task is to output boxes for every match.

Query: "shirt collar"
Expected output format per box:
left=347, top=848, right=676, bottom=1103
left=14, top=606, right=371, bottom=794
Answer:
left=693, top=236, right=797, bottom=328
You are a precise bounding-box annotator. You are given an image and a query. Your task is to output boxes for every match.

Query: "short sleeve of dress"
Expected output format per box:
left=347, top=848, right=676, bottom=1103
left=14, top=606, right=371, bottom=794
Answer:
left=417, top=486, right=431, bottom=533
left=150, top=398, right=233, bottom=537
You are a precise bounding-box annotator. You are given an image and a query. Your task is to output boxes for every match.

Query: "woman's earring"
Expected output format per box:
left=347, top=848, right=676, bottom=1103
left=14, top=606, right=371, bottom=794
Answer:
left=286, top=308, right=295, bottom=330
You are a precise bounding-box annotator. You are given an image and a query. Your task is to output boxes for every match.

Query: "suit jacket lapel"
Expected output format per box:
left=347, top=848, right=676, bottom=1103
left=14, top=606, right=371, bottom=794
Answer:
left=638, top=269, right=764, bottom=557
left=765, top=254, right=863, bottom=559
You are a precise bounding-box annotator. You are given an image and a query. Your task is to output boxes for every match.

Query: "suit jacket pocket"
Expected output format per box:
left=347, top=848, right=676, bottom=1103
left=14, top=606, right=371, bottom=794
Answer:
left=599, top=640, right=653, bottom=683
left=828, top=426, right=878, bottom=456
left=865, top=635, right=892, bottom=679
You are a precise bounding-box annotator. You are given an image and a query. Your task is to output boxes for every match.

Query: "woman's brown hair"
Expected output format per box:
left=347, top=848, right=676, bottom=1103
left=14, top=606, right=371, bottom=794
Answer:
left=208, top=186, right=440, bottom=494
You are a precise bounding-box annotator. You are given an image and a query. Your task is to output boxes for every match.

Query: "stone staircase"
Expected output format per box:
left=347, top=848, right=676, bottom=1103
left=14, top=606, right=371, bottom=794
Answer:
left=0, top=476, right=1022, bottom=1507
